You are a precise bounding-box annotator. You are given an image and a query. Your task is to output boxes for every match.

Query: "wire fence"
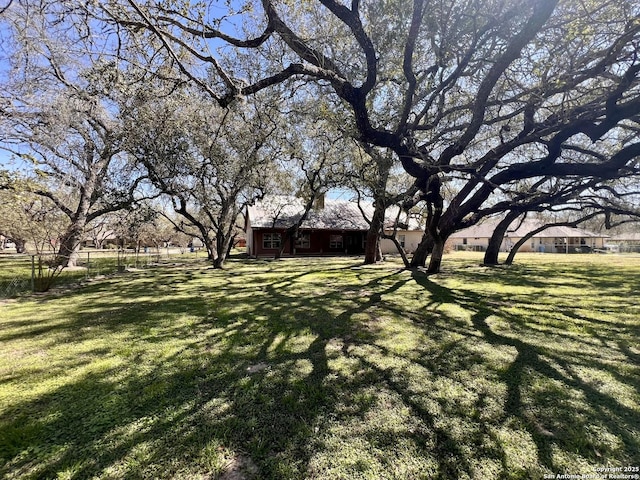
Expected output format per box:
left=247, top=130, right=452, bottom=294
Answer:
left=0, top=275, right=31, bottom=298
left=0, top=248, right=204, bottom=298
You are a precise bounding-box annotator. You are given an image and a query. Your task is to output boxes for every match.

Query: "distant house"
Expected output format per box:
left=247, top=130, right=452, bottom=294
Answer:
left=448, top=219, right=608, bottom=253
left=245, top=195, right=424, bottom=257
left=0, top=235, right=15, bottom=250
left=81, top=229, right=118, bottom=249
left=608, top=233, right=640, bottom=253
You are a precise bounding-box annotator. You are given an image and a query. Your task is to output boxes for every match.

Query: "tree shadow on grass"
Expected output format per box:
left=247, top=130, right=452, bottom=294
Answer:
left=0, top=262, right=418, bottom=479
left=410, top=270, right=640, bottom=474
left=1, top=259, right=638, bottom=479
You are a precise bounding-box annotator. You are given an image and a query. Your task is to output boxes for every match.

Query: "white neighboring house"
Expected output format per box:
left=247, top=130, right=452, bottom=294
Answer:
left=1, top=235, right=16, bottom=250
left=607, top=233, right=640, bottom=253
left=448, top=219, right=608, bottom=253
left=380, top=208, right=424, bottom=255
left=245, top=195, right=424, bottom=257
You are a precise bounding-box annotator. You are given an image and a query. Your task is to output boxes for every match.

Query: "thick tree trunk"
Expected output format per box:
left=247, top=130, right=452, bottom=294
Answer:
left=212, top=255, right=225, bottom=268
left=484, top=211, right=522, bottom=265
left=384, top=235, right=410, bottom=267
left=226, top=234, right=236, bottom=258
left=57, top=223, right=85, bottom=267
left=204, top=236, right=216, bottom=262
left=55, top=171, right=98, bottom=268
left=276, top=228, right=293, bottom=259
left=364, top=197, right=386, bottom=264
left=427, top=235, right=445, bottom=273
left=410, top=232, right=432, bottom=268
left=412, top=175, right=445, bottom=272
left=506, top=234, right=534, bottom=265
left=364, top=228, right=381, bottom=264
left=213, top=233, right=233, bottom=268
left=14, top=238, right=27, bottom=253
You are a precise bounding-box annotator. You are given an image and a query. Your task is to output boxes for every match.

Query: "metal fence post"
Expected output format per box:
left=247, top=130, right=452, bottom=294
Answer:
left=87, top=251, right=90, bottom=278
left=31, top=255, right=35, bottom=292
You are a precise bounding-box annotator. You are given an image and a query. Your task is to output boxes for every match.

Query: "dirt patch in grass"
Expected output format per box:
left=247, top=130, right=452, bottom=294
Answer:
left=219, top=454, right=258, bottom=480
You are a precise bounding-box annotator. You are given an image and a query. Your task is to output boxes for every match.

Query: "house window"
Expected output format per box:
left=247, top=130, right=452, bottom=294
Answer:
left=463, top=238, right=468, bottom=245
left=295, top=233, right=310, bottom=249
left=329, top=234, right=343, bottom=249
left=398, top=234, right=406, bottom=248
left=263, top=233, right=281, bottom=249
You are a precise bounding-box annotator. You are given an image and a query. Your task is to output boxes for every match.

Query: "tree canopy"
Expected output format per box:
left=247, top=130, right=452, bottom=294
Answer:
left=0, top=1, right=149, bottom=265
left=98, top=0, right=640, bottom=271
left=126, top=86, right=283, bottom=267
left=2, top=0, right=639, bottom=271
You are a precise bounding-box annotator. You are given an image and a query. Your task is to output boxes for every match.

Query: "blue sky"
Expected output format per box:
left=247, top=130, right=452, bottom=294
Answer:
left=0, top=15, right=13, bottom=170
left=0, top=0, right=254, bottom=172
left=0, top=1, right=361, bottom=202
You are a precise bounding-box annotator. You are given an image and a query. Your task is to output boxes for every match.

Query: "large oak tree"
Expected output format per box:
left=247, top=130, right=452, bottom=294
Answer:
left=101, top=0, right=640, bottom=272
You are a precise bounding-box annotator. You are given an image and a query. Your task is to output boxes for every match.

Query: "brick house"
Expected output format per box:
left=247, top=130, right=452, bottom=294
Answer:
left=245, top=195, right=424, bottom=257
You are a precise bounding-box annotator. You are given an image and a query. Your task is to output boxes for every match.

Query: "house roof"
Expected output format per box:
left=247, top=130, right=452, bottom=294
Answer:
left=610, top=232, right=640, bottom=241
left=247, top=195, right=423, bottom=231
left=449, top=218, right=607, bottom=239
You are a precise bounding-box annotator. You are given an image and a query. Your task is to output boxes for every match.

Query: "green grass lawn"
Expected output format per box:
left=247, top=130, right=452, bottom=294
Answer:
left=1, top=253, right=638, bottom=479
left=0, top=250, right=204, bottom=297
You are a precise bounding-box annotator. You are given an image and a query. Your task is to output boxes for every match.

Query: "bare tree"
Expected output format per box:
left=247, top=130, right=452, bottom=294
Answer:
left=128, top=88, right=282, bottom=268
left=0, top=2, right=148, bottom=266
left=274, top=101, right=351, bottom=258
